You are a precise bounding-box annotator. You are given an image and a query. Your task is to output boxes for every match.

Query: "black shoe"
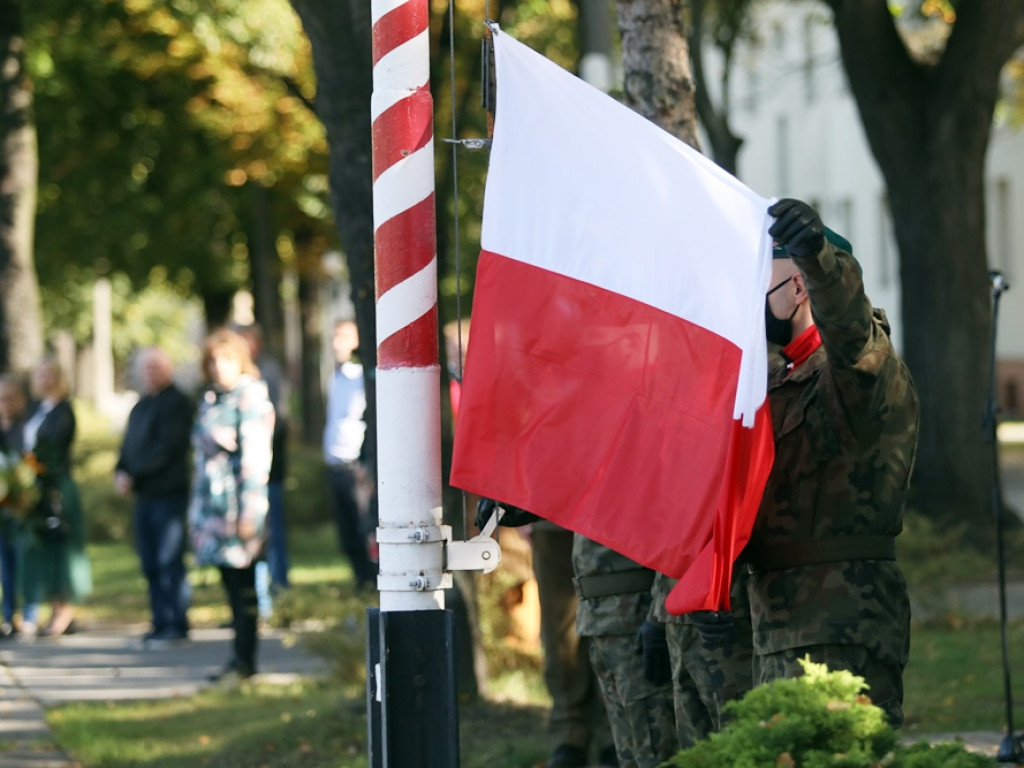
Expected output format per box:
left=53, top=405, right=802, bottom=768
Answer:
left=207, top=661, right=255, bottom=683
left=597, top=745, right=620, bottom=767
left=545, top=744, right=587, bottom=768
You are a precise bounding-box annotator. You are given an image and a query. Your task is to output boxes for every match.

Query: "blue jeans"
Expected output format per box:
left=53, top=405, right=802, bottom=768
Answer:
left=134, top=494, right=190, bottom=635
left=265, top=481, right=289, bottom=588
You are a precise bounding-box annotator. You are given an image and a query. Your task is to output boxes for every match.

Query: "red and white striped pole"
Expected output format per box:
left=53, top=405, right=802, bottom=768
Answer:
left=371, top=0, right=444, bottom=612
left=369, top=0, right=459, bottom=764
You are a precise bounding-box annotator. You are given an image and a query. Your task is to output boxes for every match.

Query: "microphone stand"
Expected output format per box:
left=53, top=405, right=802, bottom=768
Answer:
left=984, top=270, right=1021, bottom=764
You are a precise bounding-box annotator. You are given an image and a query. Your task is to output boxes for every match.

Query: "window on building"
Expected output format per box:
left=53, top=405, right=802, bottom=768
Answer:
left=776, top=116, right=790, bottom=195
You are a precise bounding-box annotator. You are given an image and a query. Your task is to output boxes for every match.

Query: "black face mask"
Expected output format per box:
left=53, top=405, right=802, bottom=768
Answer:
left=765, top=276, right=797, bottom=346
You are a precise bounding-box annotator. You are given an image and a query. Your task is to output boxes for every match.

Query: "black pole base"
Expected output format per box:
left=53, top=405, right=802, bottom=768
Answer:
left=366, top=607, right=460, bottom=768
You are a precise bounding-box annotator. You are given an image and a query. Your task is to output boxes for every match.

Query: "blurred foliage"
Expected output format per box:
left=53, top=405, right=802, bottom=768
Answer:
left=23, top=0, right=331, bottom=326
left=899, top=508, right=1024, bottom=625
left=17, top=0, right=589, bottom=371
left=41, top=267, right=203, bottom=370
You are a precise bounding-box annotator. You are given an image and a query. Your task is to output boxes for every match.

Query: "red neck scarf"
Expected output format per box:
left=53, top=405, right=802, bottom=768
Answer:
left=782, top=325, right=822, bottom=372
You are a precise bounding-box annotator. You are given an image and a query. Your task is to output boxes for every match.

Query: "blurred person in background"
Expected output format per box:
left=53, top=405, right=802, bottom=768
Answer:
left=115, top=347, right=194, bottom=644
left=236, top=324, right=291, bottom=619
left=190, top=329, right=274, bottom=681
left=0, top=375, right=30, bottom=638
left=323, top=319, right=376, bottom=590
left=21, top=359, right=92, bottom=638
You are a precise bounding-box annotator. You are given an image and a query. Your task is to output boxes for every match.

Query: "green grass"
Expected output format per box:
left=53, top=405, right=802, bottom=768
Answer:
left=903, top=620, right=1024, bottom=735
left=51, top=684, right=369, bottom=768
left=37, top=406, right=1024, bottom=766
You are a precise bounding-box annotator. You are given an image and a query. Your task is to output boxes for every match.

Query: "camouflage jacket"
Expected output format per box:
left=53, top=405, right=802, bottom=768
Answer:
left=573, top=534, right=655, bottom=637
left=747, top=242, right=919, bottom=655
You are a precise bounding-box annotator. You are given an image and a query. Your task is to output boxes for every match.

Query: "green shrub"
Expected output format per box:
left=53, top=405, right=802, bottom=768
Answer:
left=664, top=659, right=995, bottom=768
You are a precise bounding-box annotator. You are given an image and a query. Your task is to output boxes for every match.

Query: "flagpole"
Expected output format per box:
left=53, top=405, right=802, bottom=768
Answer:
left=369, top=0, right=459, bottom=762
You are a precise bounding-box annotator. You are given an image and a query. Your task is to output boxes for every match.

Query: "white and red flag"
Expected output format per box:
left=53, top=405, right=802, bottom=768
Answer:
left=450, top=29, right=775, bottom=613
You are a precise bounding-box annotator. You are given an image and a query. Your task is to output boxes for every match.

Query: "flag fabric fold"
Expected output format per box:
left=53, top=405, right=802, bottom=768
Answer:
left=450, top=28, right=776, bottom=612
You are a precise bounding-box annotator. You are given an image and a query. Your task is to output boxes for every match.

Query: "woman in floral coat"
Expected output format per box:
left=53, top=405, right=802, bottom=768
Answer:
left=190, top=329, right=274, bottom=681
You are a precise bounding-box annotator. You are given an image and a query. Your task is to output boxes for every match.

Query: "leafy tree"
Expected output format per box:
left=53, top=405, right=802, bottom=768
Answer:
left=40, top=266, right=202, bottom=373
left=0, top=0, right=44, bottom=372
left=824, top=1, right=1024, bottom=533
left=26, top=0, right=329, bottom=327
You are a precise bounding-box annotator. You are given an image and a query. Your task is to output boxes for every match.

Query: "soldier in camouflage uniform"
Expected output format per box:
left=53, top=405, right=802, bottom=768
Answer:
left=477, top=501, right=618, bottom=767
left=749, top=198, right=920, bottom=726
left=647, top=566, right=753, bottom=748
left=573, top=535, right=678, bottom=767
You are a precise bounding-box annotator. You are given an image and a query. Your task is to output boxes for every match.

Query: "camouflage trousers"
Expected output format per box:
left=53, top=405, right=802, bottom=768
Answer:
left=588, top=634, right=678, bottom=768
left=666, top=616, right=754, bottom=748
left=754, top=642, right=905, bottom=727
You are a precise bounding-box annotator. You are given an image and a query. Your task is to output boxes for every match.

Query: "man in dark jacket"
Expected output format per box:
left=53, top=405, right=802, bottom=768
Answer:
left=115, top=347, right=194, bottom=643
left=750, top=199, right=920, bottom=726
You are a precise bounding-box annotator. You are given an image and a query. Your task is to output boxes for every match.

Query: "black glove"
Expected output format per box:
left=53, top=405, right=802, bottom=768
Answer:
left=688, top=610, right=736, bottom=645
left=768, top=198, right=825, bottom=260
left=634, top=620, right=672, bottom=686
left=474, top=497, right=539, bottom=529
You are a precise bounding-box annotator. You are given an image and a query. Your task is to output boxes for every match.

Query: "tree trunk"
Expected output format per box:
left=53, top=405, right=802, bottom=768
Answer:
left=688, top=0, right=744, bottom=174
left=615, top=0, right=700, bottom=147
left=0, top=0, right=44, bottom=373
left=289, top=0, right=378, bottom=475
left=297, top=272, right=324, bottom=443
left=828, top=1, right=1024, bottom=534
left=248, top=182, right=283, bottom=346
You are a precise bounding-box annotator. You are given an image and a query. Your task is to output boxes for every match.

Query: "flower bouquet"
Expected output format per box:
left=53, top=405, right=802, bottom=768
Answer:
left=0, top=451, right=41, bottom=522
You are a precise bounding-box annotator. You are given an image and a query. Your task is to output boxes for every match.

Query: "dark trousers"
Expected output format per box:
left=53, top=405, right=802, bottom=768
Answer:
left=531, top=523, right=611, bottom=753
left=327, top=465, right=376, bottom=585
left=219, top=565, right=258, bottom=674
left=0, top=529, right=16, bottom=624
left=134, top=495, right=190, bottom=635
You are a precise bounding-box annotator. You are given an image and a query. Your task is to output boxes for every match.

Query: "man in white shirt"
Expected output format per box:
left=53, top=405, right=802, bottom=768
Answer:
left=323, top=319, right=376, bottom=590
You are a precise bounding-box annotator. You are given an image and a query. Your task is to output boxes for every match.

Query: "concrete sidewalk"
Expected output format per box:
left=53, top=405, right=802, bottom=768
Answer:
left=0, top=624, right=327, bottom=767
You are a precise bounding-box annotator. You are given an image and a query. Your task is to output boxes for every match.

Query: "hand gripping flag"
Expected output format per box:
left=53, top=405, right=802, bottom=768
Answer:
left=450, top=28, right=776, bottom=613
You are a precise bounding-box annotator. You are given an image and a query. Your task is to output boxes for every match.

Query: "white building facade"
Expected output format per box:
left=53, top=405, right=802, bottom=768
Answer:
left=717, top=1, right=1024, bottom=414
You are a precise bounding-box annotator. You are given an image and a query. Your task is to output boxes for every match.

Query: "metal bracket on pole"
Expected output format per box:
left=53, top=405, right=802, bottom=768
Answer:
left=444, top=528, right=502, bottom=574
left=375, top=524, right=452, bottom=593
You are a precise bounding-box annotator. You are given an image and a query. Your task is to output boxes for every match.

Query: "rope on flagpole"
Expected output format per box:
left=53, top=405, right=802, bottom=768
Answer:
left=445, top=0, right=468, bottom=538
left=441, top=5, right=494, bottom=538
